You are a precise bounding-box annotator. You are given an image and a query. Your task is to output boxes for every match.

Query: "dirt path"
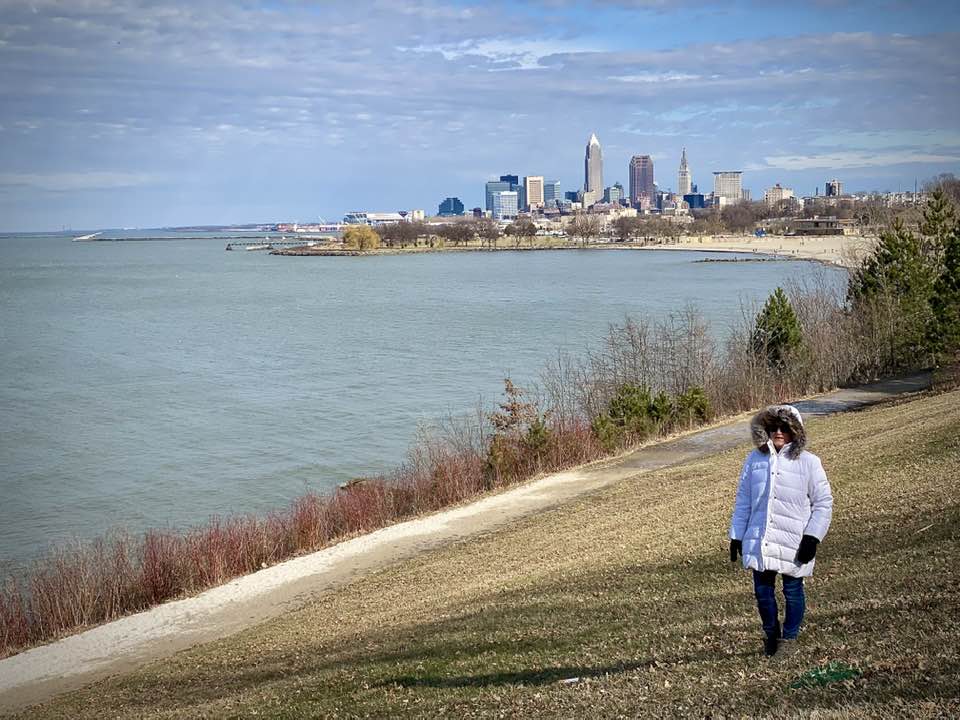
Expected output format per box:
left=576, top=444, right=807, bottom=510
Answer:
left=0, top=372, right=932, bottom=715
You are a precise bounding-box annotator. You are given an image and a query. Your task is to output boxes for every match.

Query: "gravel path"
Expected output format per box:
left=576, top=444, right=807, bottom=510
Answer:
left=0, top=372, right=932, bottom=715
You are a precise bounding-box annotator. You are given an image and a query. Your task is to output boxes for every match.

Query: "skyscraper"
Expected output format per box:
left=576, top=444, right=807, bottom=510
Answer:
left=629, top=155, right=655, bottom=206
left=491, top=191, right=518, bottom=220
left=485, top=180, right=510, bottom=212
left=825, top=179, right=843, bottom=197
left=583, top=133, right=603, bottom=207
left=713, top=171, right=743, bottom=204
left=543, top=180, right=561, bottom=204
left=524, top=176, right=544, bottom=210
left=678, top=148, right=691, bottom=197
left=604, top=183, right=625, bottom=204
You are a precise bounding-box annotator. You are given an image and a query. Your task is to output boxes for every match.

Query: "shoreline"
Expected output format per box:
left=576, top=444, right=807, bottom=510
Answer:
left=271, top=233, right=875, bottom=268
left=0, top=372, right=932, bottom=715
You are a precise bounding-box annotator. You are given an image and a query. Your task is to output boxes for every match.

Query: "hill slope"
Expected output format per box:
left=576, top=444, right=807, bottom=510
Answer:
left=19, top=390, right=960, bottom=718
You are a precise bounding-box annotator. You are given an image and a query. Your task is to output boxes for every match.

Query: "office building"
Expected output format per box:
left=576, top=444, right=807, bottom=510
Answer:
left=629, top=155, right=655, bottom=206
left=565, top=190, right=581, bottom=203
left=825, top=179, right=843, bottom=197
left=485, top=180, right=510, bottom=212
left=524, top=176, right=544, bottom=210
left=604, top=183, right=625, bottom=204
left=763, top=184, right=794, bottom=208
left=491, top=191, right=518, bottom=220
left=438, top=197, right=464, bottom=216
left=500, top=174, right=519, bottom=187
left=678, top=148, right=692, bottom=196
left=543, top=180, right=561, bottom=204
left=583, top=133, right=604, bottom=207
left=713, top=171, right=743, bottom=204
left=683, top=193, right=706, bottom=209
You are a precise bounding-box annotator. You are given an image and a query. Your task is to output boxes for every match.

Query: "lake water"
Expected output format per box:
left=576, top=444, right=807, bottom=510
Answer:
left=0, top=233, right=843, bottom=571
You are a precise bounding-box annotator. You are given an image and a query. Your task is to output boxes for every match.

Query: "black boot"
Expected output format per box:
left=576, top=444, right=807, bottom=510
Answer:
left=764, top=634, right=779, bottom=657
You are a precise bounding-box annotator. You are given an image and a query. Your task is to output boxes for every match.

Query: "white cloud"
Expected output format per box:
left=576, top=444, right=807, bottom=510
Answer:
left=762, top=151, right=960, bottom=170
left=399, top=38, right=595, bottom=70
left=609, top=72, right=701, bottom=83
left=809, top=130, right=960, bottom=150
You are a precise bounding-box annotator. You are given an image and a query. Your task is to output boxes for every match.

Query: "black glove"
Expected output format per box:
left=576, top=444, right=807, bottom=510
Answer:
left=796, top=535, right=820, bottom=564
left=729, top=539, right=742, bottom=562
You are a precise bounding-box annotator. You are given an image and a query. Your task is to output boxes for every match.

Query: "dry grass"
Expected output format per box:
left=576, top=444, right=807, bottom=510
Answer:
left=19, top=389, right=960, bottom=719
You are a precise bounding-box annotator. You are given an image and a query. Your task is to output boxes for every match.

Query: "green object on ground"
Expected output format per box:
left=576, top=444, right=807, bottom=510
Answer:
left=790, top=661, right=862, bottom=689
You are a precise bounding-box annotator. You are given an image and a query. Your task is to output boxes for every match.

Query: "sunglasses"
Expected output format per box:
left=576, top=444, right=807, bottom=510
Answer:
left=766, top=422, right=792, bottom=435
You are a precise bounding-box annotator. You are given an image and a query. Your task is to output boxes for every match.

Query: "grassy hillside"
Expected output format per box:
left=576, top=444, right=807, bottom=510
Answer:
left=22, top=391, right=960, bottom=718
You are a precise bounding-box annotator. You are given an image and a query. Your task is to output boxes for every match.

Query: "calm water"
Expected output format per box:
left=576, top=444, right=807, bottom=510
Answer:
left=0, top=234, right=842, bottom=571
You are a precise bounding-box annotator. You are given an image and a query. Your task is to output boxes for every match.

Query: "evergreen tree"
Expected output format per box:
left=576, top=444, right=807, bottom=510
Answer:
left=919, top=188, right=957, bottom=272
left=931, top=224, right=960, bottom=357
left=752, top=287, right=803, bottom=369
left=848, top=219, right=935, bottom=303
left=848, top=219, right=937, bottom=368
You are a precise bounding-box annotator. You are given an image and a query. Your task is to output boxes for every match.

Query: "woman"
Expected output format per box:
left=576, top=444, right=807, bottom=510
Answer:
left=728, top=404, right=833, bottom=658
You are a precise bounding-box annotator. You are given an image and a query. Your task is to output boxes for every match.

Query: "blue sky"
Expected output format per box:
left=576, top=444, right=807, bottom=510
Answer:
left=1, top=0, right=959, bottom=231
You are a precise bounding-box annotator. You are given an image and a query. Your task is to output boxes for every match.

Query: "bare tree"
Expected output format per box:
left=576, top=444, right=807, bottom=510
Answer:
left=566, top=212, right=602, bottom=247
left=506, top=219, right=537, bottom=248
left=612, top=215, right=640, bottom=242
left=474, top=219, right=501, bottom=249
left=437, top=223, right=474, bottom=246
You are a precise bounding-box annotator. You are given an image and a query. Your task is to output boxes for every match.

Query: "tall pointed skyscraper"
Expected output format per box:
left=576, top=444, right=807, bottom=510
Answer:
left=678, top=147, right=692, bottom=196
left=583, top=133, right=603, bottom=207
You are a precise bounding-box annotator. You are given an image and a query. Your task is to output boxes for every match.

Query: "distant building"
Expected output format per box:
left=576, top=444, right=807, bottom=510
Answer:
left=524, top=176, right=544, bottom=210
left=565, top=190, right=581, bottom=203
left=604, top=183, right=625, bottom=204
left=343, top=211, right=410, bottom=225
left=678, top=148, right=692, bottom=197
left=792, top=216, right=847, bottom=236
left=584, top=133, right=604, bottom=207
left=500, top=174, right=519, bottom=187
left=438, top=197, right=465, bottom=216
left=491, top=191, right=518, bottom=220
left=629, top=155, right=655, bottom=207
left=713, top=171, right=743, bottom=204
left=741, top=189, right=751, bottom=202
left=683, top=193, right=706, bottom=209
left=825, top=179, right=843, bottom=197
left=471, top=207, right=484, bottom=218
left=409, top=209, right=425, bottom=221
left=543, top=180, right=561, bottom=204
left=485, top=181, right=510, bottom=212
left=763, top=184, right=794, bottom=208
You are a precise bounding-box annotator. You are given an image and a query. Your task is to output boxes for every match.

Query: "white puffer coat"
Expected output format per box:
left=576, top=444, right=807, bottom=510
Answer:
left=729, top=405, right=833, bottom=578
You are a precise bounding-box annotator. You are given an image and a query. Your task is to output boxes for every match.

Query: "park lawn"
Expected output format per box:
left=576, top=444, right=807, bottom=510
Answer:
left=22, top=390, right=960, bottom=719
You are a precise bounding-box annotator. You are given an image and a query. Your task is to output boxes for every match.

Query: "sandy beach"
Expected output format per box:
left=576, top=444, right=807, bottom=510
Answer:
left=273, top=232, right=877, bottom=267
left=650, top=233, right=876, bottom=267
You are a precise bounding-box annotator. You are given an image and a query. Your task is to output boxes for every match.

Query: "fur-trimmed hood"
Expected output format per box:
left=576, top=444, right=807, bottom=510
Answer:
left=750, top=404, right=806, bottom=459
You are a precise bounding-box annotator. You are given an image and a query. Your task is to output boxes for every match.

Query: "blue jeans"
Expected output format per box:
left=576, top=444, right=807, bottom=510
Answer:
left=752, top=570, right=805, bottom=640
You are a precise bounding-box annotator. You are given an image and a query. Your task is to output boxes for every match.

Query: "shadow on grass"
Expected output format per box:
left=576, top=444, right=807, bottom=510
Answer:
left=380, top=645, right=760, bottom=690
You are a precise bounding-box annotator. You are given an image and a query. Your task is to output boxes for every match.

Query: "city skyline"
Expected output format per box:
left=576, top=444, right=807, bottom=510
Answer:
left=1, top=1, right=959, bottom=231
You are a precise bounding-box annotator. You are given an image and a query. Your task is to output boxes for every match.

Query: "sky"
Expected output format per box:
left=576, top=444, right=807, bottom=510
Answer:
left=1, top=0, right=959, bottom=231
